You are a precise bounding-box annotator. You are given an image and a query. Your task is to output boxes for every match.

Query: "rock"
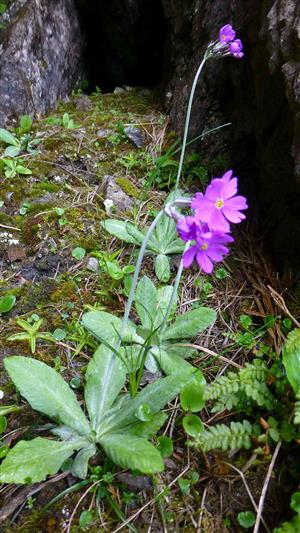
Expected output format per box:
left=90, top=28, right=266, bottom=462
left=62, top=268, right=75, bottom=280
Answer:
left=161, top=0, right=300, bottom=267
left=96, top=129, right=114, bottom=138
left=74, top=95, right=93, bottom=111
left=0, top=0, right=84, bottom=125
left=87, top=257, right=99, bottom=272
left=124, top=126, right=144, bottom=148
left=113, top=87, right=126, bottom=94
left=102, top=174, right=134, bottom=212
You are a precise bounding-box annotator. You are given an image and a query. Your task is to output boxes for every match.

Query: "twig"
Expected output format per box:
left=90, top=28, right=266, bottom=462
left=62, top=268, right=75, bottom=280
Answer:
left=0, top=224, right=21, bottom=232
left=178, top=343, right=243, bottom=369
left=223, top=462, right=271, bottom=533
left=111, top=466, right=190, bottom=533
left=197, top=486, right=207, bottom=532
left=268, top=286, right=300, bottom=328
left=253, top=441, right=282, bottom=533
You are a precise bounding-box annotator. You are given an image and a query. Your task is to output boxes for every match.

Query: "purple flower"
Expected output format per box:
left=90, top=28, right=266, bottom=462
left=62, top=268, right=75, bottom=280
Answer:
left=182, top=225, right=234, bottom=273
left=191, top=170, right=248, bottom=233
left=176, top=217, right=233, bottom=273
left=229, top=39, right=244, bottom=58
left=176, top=216, right=200, bottom=242
left=219, top=24, right=236, bottom=44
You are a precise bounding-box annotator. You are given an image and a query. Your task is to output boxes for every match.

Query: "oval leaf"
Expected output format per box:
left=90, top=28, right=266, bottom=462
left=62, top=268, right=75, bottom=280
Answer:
left=101, top=219, right=143, bottom=244
left=0, top=128, right=19, bottom=146
left=182, top=415, right=204, bottom=437
left=4, top=357, right=90, bottom=436
left=0, top=437, right=80, bottom=484
left=180, top=382, right=205, bottom=412
left=82, top=310, right=139, bottom=344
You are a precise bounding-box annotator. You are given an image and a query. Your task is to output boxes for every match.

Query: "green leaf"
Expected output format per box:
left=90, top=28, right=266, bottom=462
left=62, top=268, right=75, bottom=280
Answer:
left=100, top=371, right=193, bottom=435
left=71, top=444, right=97, bottom=479
left=178, top=478, right=191, bottom=495
left=0, top=437, right=82, bottom=484
left=0, top=416, right=7, bottom=433
left=0, top=128, right=19, bottom=146
left=180, top=382, right=205, bottom=412
left=135, top=276, right=157, bottom=328
left=135, top=404, right=152, bottom=422
left=291, top=492, right=300, bottom=515
left=0, top=295, right=16, bottom=313
left=82, top=310, right=140, bottom=344
left=100, top=434, right=164, bottom=474
left=4, top=357, right=90, bottom=436
left=157, top=436, right=173, bottom=458
left=182, top=415, right=204, bottom=437
left=237, top=511, right=256, bottom=528
left=282, top=328, right=300, bottom=394
left=101, top=219, right=143, bottom=244
left=52, top=328, right=67, bottom=341
left=155, top=254, right=170, bottom=282
left=125, top=412, right=167, bottom=439
left=161, top=307, right=216, bottom=341
left=20, top=115, right=33, bottom=132
left=72, top=247, right=86, bottom=261
left=15, top=165, right=32, bottom=175
left=79, top=510, right=94, bottom=528
left=150, top=347, right=205, bottom=386
left=85, top=344, right=126, bottom=430
left=4, top=146, right=21, bottom=157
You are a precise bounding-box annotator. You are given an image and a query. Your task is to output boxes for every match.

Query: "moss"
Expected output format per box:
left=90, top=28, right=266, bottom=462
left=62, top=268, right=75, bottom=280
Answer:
left=115, top=176, right=140, bottom=198
left=50, top=280, right=78, bottom=303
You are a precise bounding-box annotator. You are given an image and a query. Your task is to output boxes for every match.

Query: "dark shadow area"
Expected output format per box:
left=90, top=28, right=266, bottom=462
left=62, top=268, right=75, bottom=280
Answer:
left=74, top=0, right=167, bottom=92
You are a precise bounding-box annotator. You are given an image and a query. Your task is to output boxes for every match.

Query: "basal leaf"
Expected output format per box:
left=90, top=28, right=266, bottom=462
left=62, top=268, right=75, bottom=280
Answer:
left=161, top=307, right=216, bottom=341
left=155, top=254, right=170, bottom=282
left=101, top=219, right=143, bottom=244
left=71, top=444, right=97, bottom=479
left=4, top=357, right=90, bottom=436
left=164, top=239, right=186, bottom=254
left=100, top=434, right=164, bottom=474
left=124, top=412, right=167, bottom=438
left=150, top=347, right=205, bottom=386
left=0, top=128, right=19, bottom=146
left=85, top=344, right=126, bottom=430
left=100, top=371, right=193, bottom=435
left=4, top=145, right=21, bottom=157
left=0, top=437, right=83, bottom=484
left=282, top=328, right=300, bottom=394
left=82, top=310, right=141, bottom=343
left=155, top=285, right=177, bottom=328
left=135, top=276, right=157, bottom=328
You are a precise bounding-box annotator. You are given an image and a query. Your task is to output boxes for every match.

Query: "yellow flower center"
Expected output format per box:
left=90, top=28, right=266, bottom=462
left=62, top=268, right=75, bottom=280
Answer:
left=201, top=243, right=209, bottom=250
left=215, top=198, right=224, bottom=209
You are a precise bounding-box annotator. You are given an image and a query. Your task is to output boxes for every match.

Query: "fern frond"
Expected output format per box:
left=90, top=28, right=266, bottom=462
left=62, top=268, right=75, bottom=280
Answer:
left=204, top=360, right=275, bottom=413
left=192, top=420, right=254, bottom=452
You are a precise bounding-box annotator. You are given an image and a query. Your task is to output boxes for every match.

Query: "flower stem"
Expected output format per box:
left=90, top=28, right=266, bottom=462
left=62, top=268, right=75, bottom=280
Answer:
left=159, top=241, right=191, bottom=335
left=118, top=209, right=165, bottom=348
left=174, top=51, right=209, bottom=192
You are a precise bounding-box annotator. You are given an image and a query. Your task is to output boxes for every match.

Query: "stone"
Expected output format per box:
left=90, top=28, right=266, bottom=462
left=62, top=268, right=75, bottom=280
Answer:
left=102, top=174, right=134, bottom=212
left=161, top=0, right=300, bottom=267
left=87, top=257, right=99, bottom=272
left=124, top=126, right=144, bottom=148
left=0, top=0, right=84, bottom=126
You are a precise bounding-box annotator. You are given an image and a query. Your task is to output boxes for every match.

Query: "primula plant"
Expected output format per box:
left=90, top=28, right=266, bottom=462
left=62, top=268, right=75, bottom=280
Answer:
left=0, top=23, right=248, bottom=491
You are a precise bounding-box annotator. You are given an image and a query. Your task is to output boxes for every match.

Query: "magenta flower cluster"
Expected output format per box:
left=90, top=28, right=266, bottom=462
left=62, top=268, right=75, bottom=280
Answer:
left=218, top=24, right=243, bottom=58
left=176, top=170, right=248, bottom=273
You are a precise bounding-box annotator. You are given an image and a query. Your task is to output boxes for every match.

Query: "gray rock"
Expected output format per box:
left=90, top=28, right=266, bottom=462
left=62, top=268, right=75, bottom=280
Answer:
left=96, top=129, right=114, bottom=139
left=102, top=175, right=134, bottom=212
left=0, top=0, right=84, bottom=126
left=124, top=126, right=144, bottom=148
left=87, top=257, right=99, bottom=272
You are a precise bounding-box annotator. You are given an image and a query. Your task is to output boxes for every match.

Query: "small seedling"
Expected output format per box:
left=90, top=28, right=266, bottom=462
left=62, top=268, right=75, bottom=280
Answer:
left=8, top=317, right=53, bottom=353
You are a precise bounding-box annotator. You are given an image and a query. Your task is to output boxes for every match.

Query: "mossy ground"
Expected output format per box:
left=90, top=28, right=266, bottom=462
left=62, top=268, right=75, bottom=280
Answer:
left=0, top=89, right=298, bottom=532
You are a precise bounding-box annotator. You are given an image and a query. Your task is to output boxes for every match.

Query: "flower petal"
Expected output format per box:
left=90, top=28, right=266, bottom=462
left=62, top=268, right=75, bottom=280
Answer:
left=182, top=246, right=197, bottom=268
left=209, top=209, right=230, bottom=232
left=222, top=207, right=246, bottom=223
left=222, top=177, right=238, bottom=199
left=196, top=252, right=213, bottom=273
left=225, top=195, right=248, bottom=210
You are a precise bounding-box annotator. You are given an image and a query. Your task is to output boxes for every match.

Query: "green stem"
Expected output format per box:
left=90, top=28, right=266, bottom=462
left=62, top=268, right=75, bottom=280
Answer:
left=159, top=241, right=191, bottom=336
left=118, top=209, right=165, bottom=348
left=174, top=51, right=209, bottom=192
